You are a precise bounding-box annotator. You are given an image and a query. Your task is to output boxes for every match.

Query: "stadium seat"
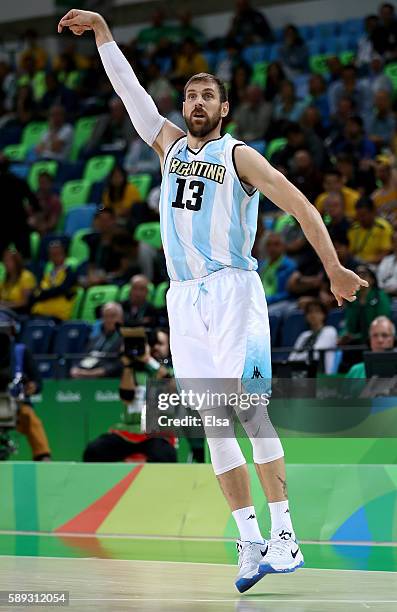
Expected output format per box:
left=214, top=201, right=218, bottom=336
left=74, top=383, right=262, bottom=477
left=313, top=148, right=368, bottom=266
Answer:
left=309, top=54, right=331, bottom=75
left=269, top=313, right=281, bottom=347
left=280, top=310, right=307, bottom=348
left=225, top=122, right=237, bottom=136
left=298, top=25, right=314, bottom=39
left=30, top=232, right=41, bottom=260
left=22, top=320, right=56, bottom=354
left=268, top=44, right=281, bottom=62
left=152, top=281, right=169, bottom=308
left=54, top=321, right=91, bottom=356
left=21, top=121, right=48, bottom=150
left=28, top=160, right=58, bottom=191
left=326, top=308, right=345, bottom=331
left=251, top=61, right=268, bottom=88
left=291, top=74, right=310, bottom=99
left=70, top=116, right=99, bottom=161
left=384, top=63, right=397, bottom=92
left=339, top=50, right=356, bottom=65
left=307, top=39, right=324, bottom=56
left=134, top=222, right=162, bottom=249
left=341, top=18, right=364, bottom=36
left=119, top=283, right=131, bottom=302
left=241, top=44, right=269, bottom=65
left=83, top=155, right=115, bottom=184
left=9, top=163, right=29, bottom=181
left=3, top=143, right=27, bottom=161
left=80, top=285, right=120, bottom=322
left=70, top=286, right=85, bottom=319
left=69, top=229, right=90, bottom=265
left=128, top=173, right=152, bottom=200
left=322, top=39, right=338, bottom=55
left=64, top=204, right=97, bottom=236
left=249, top=140, right=266, bottom=155
left=265, top=138, right=287, bottom=160
left=61, top=179, right=92, bottom=209
left=0, top=262, right=5, bottom=283
left=313, top=21, right=340, bottom=38
left=35, top=358, right=55, bottom=379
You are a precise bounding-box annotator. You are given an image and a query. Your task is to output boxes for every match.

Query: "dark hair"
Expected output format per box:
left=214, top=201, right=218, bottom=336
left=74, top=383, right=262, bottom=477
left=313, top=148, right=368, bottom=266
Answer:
left=356, top=264, right=378, bottom=288
left=284, top=24, right=303, bottom=45
left=324, top=167, right=342, bottom=178
left=184, top=73, right=228, bottom=103
left=304, top=299, right=328, bottom=317
left=107, top=165, right=128, bottom=203
left=355, top=195, right=375, bottom=212
left=333, top=234, right=350, bottom=247
left=3, top=249, right=24, bottom=283
left=284, top=121, right=302, bottom=136
left=347, top=115, right=363, bottom=128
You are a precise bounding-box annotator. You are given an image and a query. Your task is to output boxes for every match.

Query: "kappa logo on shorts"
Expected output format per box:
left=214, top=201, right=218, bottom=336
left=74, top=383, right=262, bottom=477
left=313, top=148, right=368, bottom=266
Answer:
left=251, top=366, right=263, bottom=379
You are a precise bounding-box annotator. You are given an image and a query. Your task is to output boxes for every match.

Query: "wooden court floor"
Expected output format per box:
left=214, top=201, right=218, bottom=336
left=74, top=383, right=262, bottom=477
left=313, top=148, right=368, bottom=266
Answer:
left=1, top=555, right=397, bottom=611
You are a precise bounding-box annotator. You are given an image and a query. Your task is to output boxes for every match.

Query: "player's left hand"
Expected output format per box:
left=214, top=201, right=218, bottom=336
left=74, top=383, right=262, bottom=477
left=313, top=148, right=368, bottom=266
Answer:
left=329, top=265, right=369, bottom=306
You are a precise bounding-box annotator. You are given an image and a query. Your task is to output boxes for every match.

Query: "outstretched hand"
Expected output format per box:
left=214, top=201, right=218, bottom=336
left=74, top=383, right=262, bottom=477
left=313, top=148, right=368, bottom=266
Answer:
left=329, top=265, right=369, bottom=307
left=58, top=9, right=99, bottom=36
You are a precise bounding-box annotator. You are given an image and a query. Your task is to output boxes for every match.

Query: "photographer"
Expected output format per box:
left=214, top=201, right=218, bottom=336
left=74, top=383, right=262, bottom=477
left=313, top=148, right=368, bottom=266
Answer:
left=0, top=310, right=51, bottom=461
left=83, top=326, right=176, bottom=462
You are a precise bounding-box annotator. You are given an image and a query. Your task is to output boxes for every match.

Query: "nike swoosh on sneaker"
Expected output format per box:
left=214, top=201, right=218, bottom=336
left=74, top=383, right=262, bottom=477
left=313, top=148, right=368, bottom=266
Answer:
left=291, top=547, right=300, bottom=559
left=260, top=545, right=269, bottom=557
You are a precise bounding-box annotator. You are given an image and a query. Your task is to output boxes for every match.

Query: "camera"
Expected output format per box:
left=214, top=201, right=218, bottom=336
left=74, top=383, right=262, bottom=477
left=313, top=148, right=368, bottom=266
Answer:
left=119, top=325, right=147, bottom=358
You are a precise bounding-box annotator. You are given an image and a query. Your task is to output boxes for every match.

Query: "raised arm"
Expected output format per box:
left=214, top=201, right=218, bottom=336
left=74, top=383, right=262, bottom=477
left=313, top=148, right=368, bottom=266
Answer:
left=58, top=9, right=185, bottom=163
left=234, top=145, right=368, bottom=306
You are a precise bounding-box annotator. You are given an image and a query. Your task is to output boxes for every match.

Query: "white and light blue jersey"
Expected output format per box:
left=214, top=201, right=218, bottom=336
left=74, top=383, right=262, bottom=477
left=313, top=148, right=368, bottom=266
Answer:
left=159, top=133, right=259, bottom=281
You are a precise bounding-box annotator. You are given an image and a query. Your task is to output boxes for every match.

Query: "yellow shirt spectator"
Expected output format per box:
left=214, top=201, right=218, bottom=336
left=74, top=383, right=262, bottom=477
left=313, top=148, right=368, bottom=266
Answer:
left=0, top=250, right=36, bottom=314
left=174, top=40, right=208, bottom=79
left=348, top=217, right=393, bottom=264
left=103, top=166, right=141, bottom=218
left=315, top=186, right=360, bottom=219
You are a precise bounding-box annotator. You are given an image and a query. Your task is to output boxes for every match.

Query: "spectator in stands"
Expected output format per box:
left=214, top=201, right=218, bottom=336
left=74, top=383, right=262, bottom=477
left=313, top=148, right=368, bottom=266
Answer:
left=28, top=172, right=62, bottom=236
left=53, top=41, right=90, bottom=72
left=307, top=74, right=330, bottom=126
left=365, top=53, right=393, bottom=96
left=173, top=38, right=208, bottom=80
left=0, top=155, right=39, bottom=259
left=38, top=72, right=79, bottom=118
left=156, top=93, right=185, bottom=131
left=332, top=116, right=376, bottom=163
left=288, top=149, right=323, bottom=202
left=82, top=328, right=176, bottom=463
left=124, top=137, right=160, bottom=177
left=215, top=38, right=241, bottom=83
left=335, top=153, right=360, bottom=192
left=227, top=0, right=273, bottom=45
left=31, top=240, right=77, bottom=321
left=17, top=28, right=48, bottom=72
left=102, top=165, right=141, bottom=220
left=35, top=104, right=73, bottom=161
left=328, top=64, right=371, bottom=119
left=288, top=299, right=338, bottom=374
left=233, top=85, right=272, bottom=142
left=300, top=105, right=328, bottom=141
left=272, top=80, right=306, bottom=123
left=0, top=60, right=16, bottom=114
left=272, top=122, right=325, bottom=174
left=372, top=154, right=397, bottom=224
left=1, top=84, right=38, bottom=130
left=333, top=235, right=360, bottom=272
left=366, top=90, right=395, bottom=150
left=377, top=230, right=397, bottom=297
left=264, top=61, right=285, bottom=102
left=346, top=316, right=395, bottom=378
left=286, top=255, right=325, bottom=304
left=137, top=9, right=169, bottom=48
left=348, top=196, right=393, bottom=265
left=279, top=25, right=309, bottom=77
left=315, top=168, right=360, bottom=219
left=84, top=97, right=135, bottom=156
left=339, top=265, right=391, bottom=346
left=323, top=191, right=351, bottom=243
left=228, top=64, right=252, bottom=112
left=122, top=274, right=158, bottom=329
left=356, top=15, right=379, bottom=71
left=258, top=233, right=296, bottom=313
left=146, top=62, right=175, bottom=102
left=371, top=2, right=397, bottom=61
left=327, top=95, right=356, bottom=150
left=0, top=249, right=36, bottom=315
left=70, top=302, right=124, bottom=379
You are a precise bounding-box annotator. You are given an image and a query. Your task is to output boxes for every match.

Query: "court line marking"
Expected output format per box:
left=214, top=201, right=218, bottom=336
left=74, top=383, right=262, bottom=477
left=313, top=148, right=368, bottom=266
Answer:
left=0, top=530, right=396, bottom=547
left=67, top=599, right=397, bottom=604
left=1, top=555, right=396, bottom=575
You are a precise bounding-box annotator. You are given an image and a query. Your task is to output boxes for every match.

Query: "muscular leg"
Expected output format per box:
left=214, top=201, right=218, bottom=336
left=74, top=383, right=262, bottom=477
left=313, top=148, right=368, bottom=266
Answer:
left=255, top=457, right=287, bottom=502
left=217, top=464, right=253, bottom=511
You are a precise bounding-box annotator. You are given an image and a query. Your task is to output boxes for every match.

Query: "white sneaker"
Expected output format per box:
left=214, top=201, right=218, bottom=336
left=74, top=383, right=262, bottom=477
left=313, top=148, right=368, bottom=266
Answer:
left=235, top=539, right=269, bottom=593
left=259, top=530, right=304, bottom=575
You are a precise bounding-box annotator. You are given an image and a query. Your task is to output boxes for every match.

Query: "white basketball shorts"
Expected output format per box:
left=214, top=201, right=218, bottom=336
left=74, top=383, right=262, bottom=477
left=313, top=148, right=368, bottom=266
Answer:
left=166, top=267, right=271, bottom=381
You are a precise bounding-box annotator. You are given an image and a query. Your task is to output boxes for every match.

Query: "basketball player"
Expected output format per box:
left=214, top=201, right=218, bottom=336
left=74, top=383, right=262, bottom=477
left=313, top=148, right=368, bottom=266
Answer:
left=58, top=9, right=368, bottom=593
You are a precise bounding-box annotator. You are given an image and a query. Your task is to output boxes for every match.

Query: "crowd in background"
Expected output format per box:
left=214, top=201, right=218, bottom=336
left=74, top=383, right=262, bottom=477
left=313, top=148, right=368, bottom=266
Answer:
left=0, top=0, right=397, bottom=377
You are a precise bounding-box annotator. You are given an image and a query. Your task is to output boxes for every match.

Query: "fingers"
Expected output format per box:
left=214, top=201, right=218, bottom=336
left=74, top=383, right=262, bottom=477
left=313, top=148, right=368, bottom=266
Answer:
left=344, top=295, right=357, bottom=303
left=358, top=276, right=369, bottom=287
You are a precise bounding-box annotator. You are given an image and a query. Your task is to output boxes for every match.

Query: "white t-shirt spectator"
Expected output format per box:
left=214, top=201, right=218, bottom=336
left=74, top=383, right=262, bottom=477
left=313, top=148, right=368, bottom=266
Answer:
left=377, top=253, right=397, bottom=295
left=289, top=325, right=338, bottom=374
left=38, top=124, right=74, bottom=161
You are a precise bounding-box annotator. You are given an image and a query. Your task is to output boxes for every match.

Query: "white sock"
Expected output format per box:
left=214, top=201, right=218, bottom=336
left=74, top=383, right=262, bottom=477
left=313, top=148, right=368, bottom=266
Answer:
left=232, top=506, right=264, bottom=543
left=268, top=500, right=295, bottom=540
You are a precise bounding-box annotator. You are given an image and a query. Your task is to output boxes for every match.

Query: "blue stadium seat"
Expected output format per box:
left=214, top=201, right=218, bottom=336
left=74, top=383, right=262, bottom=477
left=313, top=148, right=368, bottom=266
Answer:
left=312, top=21, right=340, bottom=39
left=202, top=51, right=217, bottom=71
left=323, top=38, right=339, bottom=54
left=54, top=321, right=91, bottom=356
left=35, top=358, right=55, bottom=379
left=64, top=204, right=97, bottom=237
left=298, top=25, right=314, bottom=40
left=241, top=44, right=269, bottom=65
left=9, top=163, right=30, bottom=181
left=326, top=308, right=345, bottom=331
left=291, top=74, right=310, bottom=99
left=334, top=35, right=356, bottom=52
left=268, top=44, right=281, bottom=62
left=280, top=310, right=307, bottom=347
left=22, top=320, right=56, bottom=354
left=249, top=140, right=266, bottom=155
left=341, top=18, right=364, bottom=36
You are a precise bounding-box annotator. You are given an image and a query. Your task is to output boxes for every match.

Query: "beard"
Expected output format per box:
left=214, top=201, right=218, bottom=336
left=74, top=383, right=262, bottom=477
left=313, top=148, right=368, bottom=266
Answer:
left=184, top=108, right=222, bottom=138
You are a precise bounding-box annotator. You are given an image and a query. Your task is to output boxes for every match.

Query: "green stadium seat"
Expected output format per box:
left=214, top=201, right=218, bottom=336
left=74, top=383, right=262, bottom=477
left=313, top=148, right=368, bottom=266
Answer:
left=70, top=286, right=85, bottom=319
left=30, top=231, right=41, bottom=260
left=384, top=62, right=397, bottom=92
left=80, top=285, right=120, bottom=322
left=69, top=228, right=90, bottom=265
left=266, top=138, right=287, bottom=160
left=339, top=50, right=355, bottom=65
left=32, top=71, right=47, bottom=102
left=21, top=121, right=48, bottom=150
left=309, top=54, right=331, bottom=74
left=225, top=122, right=237, bottom=136
left=70, top=116, right=98, bottom=161
left=152, top=281, right=169, bottom=308
left=128, top=173, right=152, bottom=200
left=251, top=61, right=268, bottom=88
left=0, top=262, right=5, bottom=283
left=134, top=222, right=162, bottom=249
left=3, top=143, right=27, bottom=161
left=28, top=160, right=58, bottom=191
left=61, top=179, right=92, bottom=209
left=83, top=155, right=115, bottom=183
left=119, top=281, right=155, bottom=303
